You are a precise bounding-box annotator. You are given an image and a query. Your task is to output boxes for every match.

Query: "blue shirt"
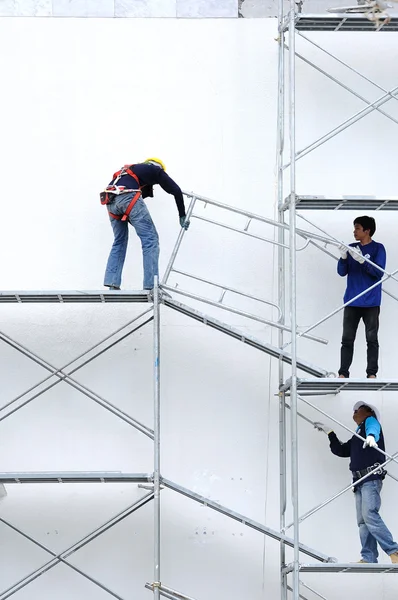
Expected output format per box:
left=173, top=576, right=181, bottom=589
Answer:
left=337, top=240, right=386, bottom=307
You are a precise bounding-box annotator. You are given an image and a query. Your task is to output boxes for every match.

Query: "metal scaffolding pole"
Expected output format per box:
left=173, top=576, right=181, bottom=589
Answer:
left=288, top=1, right=300, bottom=598
left=277, top=0, right=288, bottom=597
left=153, top=277, right=161, bottom=599
left=276, top=5, right=398, bottom=596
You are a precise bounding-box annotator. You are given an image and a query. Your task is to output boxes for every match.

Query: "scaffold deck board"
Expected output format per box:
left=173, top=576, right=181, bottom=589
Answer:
left=294, top=196, right=398, bottom=211
left=0, top=472, right=153, bottom=483
left=282, top=378, right=398, bottom=393
left=293, top=14, right=398, bottom=32
left=0, top=290, right=150, bottom=303
left=287, top=563, right=398, bottom=573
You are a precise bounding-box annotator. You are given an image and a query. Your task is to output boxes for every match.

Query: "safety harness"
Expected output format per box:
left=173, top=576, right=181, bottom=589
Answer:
left=100, top=165, right=141, bottom=221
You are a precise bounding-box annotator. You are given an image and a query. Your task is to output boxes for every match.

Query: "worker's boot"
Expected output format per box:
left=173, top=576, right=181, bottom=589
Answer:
left=390, top=552, right=398, bottom=564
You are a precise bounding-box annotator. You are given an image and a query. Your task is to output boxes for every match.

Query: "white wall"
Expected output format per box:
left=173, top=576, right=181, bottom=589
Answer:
left=0, top=16, right=397, bottom=600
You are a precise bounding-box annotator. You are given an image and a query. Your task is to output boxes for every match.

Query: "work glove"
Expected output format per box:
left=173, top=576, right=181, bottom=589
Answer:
left=179, top=216, right=190, bottom=230
left=348, top=246, right=365, bottom=264
left=363, top=435, right=378, bottom=449
left=339, top=245, right=348, bottom=260
left=313, top=422, right=333, bottom=435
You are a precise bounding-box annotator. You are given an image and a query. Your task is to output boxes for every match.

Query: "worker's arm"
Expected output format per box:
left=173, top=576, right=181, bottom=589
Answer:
left=365, top=416, right=381, bottom=443
left=337, top=244, right=349, bottom=276
left=157, top=170, right=186, bottom=218
left=328, top=431, right=351, bottom=457
left=362, top=244, right=386, bottom=280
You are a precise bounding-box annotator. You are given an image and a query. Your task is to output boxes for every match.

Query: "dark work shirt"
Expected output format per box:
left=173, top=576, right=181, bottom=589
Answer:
left=328, top=416, right=386, bottom=484
left=109, top=163, right=186, bottom=217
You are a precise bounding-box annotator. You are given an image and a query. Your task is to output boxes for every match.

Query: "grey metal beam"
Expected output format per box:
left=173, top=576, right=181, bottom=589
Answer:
left=292, top=14, right=398, bottom=32
left=0, top=290, right=150, bottom=303
left=282, top=378, right=398, bottom=393
left=291, top=196, right=398, bottom=211
left=163, top=478, right=336, bottom=563
left=0, top=472, right=152, bottom=484
left=0, top=492, right=154, bottom=600
left=284, top=563, right=398, bottom=573
left=145, top=584, right=197, bottom=600
left=163, top=298, right=328, bottom=378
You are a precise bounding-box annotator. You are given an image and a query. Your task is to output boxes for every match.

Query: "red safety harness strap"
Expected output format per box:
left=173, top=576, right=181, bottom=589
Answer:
left=109, top=169, right=141, bottom=222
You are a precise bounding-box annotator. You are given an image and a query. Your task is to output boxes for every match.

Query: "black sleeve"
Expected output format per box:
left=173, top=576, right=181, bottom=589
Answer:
left=328, top=432, right=351, bottom=458
left=157, top=170, right=186, bottom=218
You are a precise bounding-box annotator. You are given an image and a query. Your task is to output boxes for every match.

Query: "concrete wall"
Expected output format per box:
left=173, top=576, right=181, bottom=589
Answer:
left=0, top=15, right=398, bottom=600
left=3, top=0, right=382, bottom=19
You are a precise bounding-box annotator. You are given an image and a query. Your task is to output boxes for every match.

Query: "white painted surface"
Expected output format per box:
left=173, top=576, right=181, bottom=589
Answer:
left=0, top=16, right=397, bottom=600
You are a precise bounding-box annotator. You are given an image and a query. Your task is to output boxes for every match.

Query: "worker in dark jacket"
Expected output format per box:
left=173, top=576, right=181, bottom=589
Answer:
left=337, top=215, right=386, bottom=378
left=314, top=403, right=398, bottom=563
left=102, top=158, right=189, bottom=291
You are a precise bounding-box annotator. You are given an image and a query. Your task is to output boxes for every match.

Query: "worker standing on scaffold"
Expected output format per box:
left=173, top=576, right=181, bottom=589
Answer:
left=337, top=216, right=386, bottom=379
left=100, top=158, right=190, bottom=292
left=314, top=403, right=398, bottom=564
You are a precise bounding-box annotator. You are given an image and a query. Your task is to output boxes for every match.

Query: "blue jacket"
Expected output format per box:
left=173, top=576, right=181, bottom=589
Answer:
left=337, top=240, right=386, bottom=307
left=109, top=163, right=186, bottom=218
left=328, top=416, right=386, bottom=484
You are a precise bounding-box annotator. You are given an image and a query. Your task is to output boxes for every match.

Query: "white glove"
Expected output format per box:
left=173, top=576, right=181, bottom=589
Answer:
left=339, top=245, right=348, bottom=260
left=313, top=422, right=333, bottom=435
left=363, top=435, right=378, bottom=449
left=348, top=246, right=365, bottom=264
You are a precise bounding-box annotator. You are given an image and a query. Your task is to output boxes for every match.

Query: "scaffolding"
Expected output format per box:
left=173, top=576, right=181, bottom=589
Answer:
left=2, top=6, right=398, bottom=600
left=278, top=1, right=398, bottom=600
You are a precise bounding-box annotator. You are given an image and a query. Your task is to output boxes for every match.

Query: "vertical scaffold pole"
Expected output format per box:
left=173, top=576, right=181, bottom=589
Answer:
left=153, top=276, right=161, bottom=600
left=288, top=1, right=300, bottom=598
left=277, top=0, right=287, bottom=598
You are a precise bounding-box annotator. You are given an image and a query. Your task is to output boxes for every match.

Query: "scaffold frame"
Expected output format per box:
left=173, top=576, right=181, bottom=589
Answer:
left=2, top=8, right=398, bottom=598
left=277, top=2, right=398, bottom=599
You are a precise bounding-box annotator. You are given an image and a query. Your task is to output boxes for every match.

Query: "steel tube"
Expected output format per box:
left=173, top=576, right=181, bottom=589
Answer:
left=298, top=213, right=398, bottom=284
left=284, top=85, right=398, bottom=167
left=0, top=307, right=153, bottom=416
left=288, top=268, right=398, bottom=343
left=0, top=317, right=154, bottom=437
left=170, top=268, right=283, bottom=320
left=286, top=587, right=311, bottom=600
left=192, top=214, right=289, bottom=249
left=298, top=32, right=398, bottom=101
left=283, top=452, right=398, bottom=532
left=288, top=3, right=300, bottom=597
left=162, top=284, right=327, bottom=344
left=277, top=0, right=288, bottom=594
left=182, top=191, right=340, bottom=245
left=285, top=400, right=398, bottom=486
left=299, top=395, right=398, bottom=469
left=291, top=48, right=398, bottom=128
left=0, top=519, right=124, bottom=600
left=153, top=276, right=161, bottom=599
left=300, top=581, right=328, bottom=600
left=145, top=584, right=198, bottom=600
left=163, top=479, right=335, bottom=563
left=0, top=492, right=154, bottom=600
left=162, top=196, right=197, bottom=284
left=163, top=297, right=328, bottom=377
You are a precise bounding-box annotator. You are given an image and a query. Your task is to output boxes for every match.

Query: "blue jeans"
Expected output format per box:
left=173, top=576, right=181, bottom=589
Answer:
left=104, top=195, right=159, bottom=290
left=355, top=480, right=398, bottom=562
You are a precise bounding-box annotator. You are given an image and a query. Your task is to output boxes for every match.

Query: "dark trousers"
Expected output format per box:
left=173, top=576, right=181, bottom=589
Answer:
left=339, top=306, right=380, bottom=378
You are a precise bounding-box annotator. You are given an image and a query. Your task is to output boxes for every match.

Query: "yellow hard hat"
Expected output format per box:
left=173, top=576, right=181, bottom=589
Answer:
left=144, top=157, right=166, bottom=171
